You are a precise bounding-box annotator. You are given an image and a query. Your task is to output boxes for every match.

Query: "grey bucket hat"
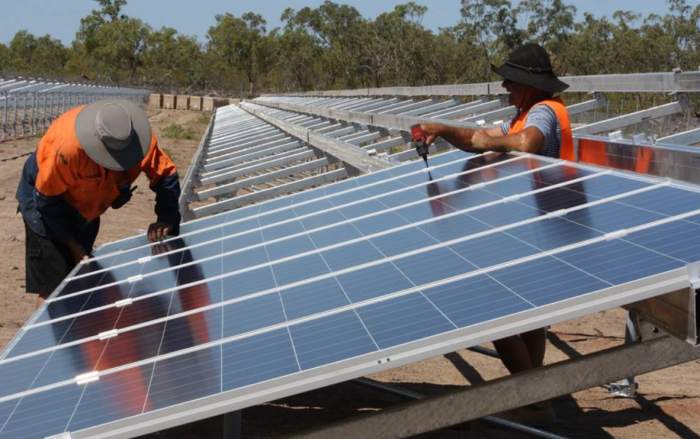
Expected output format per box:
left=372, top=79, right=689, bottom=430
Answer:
left=75, top=99, right=151, bottom=171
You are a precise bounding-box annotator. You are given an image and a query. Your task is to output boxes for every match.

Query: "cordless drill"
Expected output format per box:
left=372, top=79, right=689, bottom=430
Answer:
left=411, top=125, right=430, bottom=168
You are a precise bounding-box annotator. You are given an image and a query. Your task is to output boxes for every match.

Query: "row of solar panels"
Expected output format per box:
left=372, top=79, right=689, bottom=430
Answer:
left=177, top=88, right=699, bottom=220
left=2, top=72, right=700, bottom=438
left=252, top=94, right=698, bottom=147
left=0, top=77, right=149, bottom=141
left=4, top=149, right=700, bottom=438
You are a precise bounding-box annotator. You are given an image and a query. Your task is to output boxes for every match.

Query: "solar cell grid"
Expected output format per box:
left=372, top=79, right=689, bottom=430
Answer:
left=2, top=174, right=693, bottom=367
left=4, top=144, right=700, bottom=437
left=12, top=170, right=680, bottom=356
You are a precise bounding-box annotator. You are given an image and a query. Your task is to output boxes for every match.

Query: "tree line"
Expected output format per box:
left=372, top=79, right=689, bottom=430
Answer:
left=0, top=0, right=698, bottom=97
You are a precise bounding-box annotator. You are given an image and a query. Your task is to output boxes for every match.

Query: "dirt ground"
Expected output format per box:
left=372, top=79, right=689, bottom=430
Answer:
left=0, top=109, right=698, bottom=438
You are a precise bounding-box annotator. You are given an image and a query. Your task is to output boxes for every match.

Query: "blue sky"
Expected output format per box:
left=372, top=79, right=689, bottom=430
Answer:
left=0, top=0, right=675, bottom=45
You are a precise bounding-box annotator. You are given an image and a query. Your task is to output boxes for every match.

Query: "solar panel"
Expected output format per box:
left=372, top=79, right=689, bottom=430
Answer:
left=3, top=145, right=700, bottom=437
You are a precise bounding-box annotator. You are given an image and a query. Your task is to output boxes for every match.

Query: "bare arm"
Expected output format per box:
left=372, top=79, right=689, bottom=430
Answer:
left=471, top=126, right=545, bottom=154
left=417, top=123, right=544, bottom=154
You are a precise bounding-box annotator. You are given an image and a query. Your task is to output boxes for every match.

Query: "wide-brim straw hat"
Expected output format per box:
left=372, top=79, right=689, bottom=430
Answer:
left=75, top=99, right=151, bottom=171
left=491, top=43, right=569, bottom=94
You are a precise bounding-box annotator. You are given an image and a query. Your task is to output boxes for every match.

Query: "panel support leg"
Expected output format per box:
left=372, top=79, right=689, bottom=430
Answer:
left=223, top=411, right=241, bottom=439
left=607, top=311, right=640, bottom=397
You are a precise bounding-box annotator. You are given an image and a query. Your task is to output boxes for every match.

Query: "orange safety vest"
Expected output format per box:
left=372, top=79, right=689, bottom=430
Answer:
left=507, top=97, right=574, bottom=161
left=34, top=106, right=177, bottom=221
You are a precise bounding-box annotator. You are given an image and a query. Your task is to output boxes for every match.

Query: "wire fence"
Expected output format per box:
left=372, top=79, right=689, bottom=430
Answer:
left=0, top=78, right=149, bottom=142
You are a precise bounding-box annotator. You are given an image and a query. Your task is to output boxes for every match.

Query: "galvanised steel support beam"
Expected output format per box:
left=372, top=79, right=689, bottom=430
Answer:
left=463, top=96, right=604, bottom=125
left=203, top=140, right=302, bottom=172
left=325, top=126, right=363, bottom=138
left=208, top=127, right=280, bottom=150
left=209, top=132, right=287, bottom=154
left=200, top=149, right=316, bottom=185
left=338, top=129, right=371, bottom=141
left=573, top=100, right=684, bottom=135
left=342, top=98, right=401, bottom=112
left=363, top=137, right=405, bottom=153
left=346, top=131, right=383, bottom=146
left=204, top=136, right=298, bottom=167
left=206, top=137, right=296, bottom=162
left=461, top=105, right=516, bottom=123
left=290, top=334, right=700, bottom=439
left=422, top=99, right=491, bottom=119
left=247, top=99, right=481, bottom=132
left=657, top=127, right=700, bottom=146
left=196, top=157, right=330, bottom=200
left=266, top=70, right=700, bottom=97
left=240, top=102, right=393, bottom=175
left=396, top=99, right=456, bottom=117
left=192, top=168, right=347, bottom=217
left=178, top=113, right=215, bottom=220
left=374, top=98, right=434, bottom=115
left=316, top=122, right=346, bottom=134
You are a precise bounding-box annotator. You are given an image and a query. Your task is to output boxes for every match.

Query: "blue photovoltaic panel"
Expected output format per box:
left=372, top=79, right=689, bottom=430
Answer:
left=3, top=146, right=700, bottom=438
left=94, top=149, right=468, bottom=256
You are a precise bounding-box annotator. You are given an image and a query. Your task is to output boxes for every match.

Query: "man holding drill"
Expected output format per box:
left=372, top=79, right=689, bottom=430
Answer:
left=16, top=99, right=181, bottom=307
left=413, top=44, right=572, bottom=415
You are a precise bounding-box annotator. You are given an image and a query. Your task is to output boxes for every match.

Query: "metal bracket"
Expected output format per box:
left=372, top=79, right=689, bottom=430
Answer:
left=623, top=262, right=700, bottom=347
left=670, top=92, right=690, bottom=111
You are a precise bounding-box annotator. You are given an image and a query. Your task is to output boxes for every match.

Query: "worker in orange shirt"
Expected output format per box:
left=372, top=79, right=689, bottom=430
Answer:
left=414, top=43, right=572, bottom=423
left=16, top=99, right=181, bottom=307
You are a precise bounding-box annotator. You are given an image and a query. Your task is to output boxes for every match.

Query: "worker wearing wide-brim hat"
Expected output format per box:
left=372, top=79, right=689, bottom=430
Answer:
left=415, top=43, right=573, bottom=160
left=412, top=44, right=573, bottom=421
left=16, top=99, right=181, bottom=306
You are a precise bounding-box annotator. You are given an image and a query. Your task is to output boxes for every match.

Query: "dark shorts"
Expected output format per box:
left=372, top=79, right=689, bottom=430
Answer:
left=24, top=220, right=100, bottom=299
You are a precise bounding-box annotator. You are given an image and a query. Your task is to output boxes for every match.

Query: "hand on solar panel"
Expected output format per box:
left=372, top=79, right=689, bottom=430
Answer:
left=147, top=221, right=175, bottom=241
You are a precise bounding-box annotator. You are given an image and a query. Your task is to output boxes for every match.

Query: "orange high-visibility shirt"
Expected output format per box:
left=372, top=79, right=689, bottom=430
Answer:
left=34, top=106, right=177, bottom=221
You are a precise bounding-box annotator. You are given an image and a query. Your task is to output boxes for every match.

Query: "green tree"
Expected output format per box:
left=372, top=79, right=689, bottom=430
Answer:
left=206, top=12, right=271, bottom=96
left=282, top=2, right=368, bottom=88
left=142, top=27, right=203, bottom=92
left=363, top=3, right=441, bottom=86
left=6, top=31, right=68, bottom=77
left=70, top=0, right=149, bottom=84
left=457, top=0, right=523, bottom=80
left=0, top=43, right=10, bottom=74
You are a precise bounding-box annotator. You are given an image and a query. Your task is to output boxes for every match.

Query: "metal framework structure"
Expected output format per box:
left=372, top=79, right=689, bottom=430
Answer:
left=0, top=77, right=149, bottom=141
left=169, top=70, right=700, bottom=438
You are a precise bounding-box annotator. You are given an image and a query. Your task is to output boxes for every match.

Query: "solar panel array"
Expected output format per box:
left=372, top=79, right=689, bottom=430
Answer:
left=0, top=77, right=148, bottom=141
left=3, top=141, right=700, bottom=437
left=3, top=71, right=700, bottom=437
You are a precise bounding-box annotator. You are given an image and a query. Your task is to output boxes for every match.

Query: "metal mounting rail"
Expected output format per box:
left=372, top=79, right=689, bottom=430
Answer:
left=239, top=102, right=393, bottom=175
left=246, top=99, right=481, bottom=132
left=290, top=333, right=700, bottom=438
left=265, top=70, right=700, bottom=97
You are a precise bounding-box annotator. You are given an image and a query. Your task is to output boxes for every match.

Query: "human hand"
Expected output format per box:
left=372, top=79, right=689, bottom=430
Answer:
left=147, top=222, right=174, bottom=242
left=414, top=123, right=443, bottom=145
